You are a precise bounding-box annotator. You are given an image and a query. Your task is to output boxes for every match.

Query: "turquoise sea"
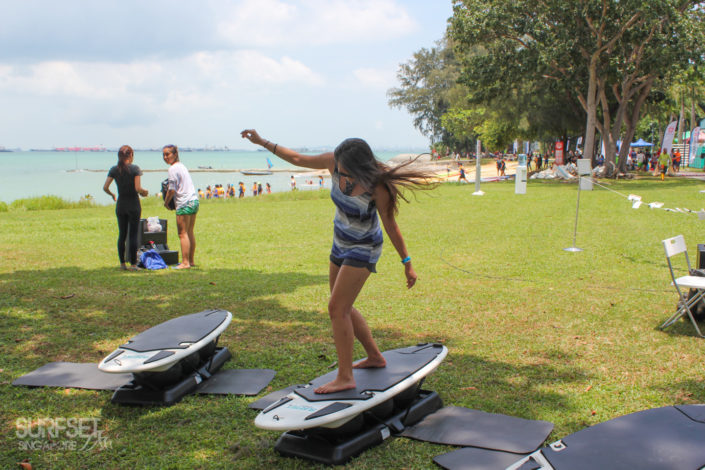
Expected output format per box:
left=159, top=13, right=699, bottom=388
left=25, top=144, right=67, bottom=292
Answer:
left=0, top=149, right=422, bottom=204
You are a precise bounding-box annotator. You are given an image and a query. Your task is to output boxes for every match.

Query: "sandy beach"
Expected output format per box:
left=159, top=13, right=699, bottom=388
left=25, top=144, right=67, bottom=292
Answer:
left=394, top=155, right=519, bottom=182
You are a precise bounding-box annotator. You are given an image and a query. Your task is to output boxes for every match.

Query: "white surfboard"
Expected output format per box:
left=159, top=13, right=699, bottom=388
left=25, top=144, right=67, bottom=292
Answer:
left=255, top=343, right=447, bottom=431
left=99, top=309, right=232, bottom=374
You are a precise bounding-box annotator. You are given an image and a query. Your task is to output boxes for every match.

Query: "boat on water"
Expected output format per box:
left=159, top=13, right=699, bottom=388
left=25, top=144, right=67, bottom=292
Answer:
left=241, top=170, right=273, bottom=176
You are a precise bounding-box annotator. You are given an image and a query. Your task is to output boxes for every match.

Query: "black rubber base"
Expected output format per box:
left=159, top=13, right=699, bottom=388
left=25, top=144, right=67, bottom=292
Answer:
left=110, top=346, right=231, bottom=406
left=274, top=389, right=442, bottom=465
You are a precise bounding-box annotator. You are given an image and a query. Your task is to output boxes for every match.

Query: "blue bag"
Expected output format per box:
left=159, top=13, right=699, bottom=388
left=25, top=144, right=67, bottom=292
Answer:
left=139, top=249, right=167, bottom=270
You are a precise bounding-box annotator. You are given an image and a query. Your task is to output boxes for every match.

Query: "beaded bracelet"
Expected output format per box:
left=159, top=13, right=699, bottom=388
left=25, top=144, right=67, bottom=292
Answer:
left=401, top=256, right=411, bottom=264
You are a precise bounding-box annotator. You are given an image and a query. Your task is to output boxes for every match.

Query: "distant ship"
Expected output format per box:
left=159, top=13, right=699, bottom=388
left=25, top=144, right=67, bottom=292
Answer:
left=53, top=146, right=107, bottom=152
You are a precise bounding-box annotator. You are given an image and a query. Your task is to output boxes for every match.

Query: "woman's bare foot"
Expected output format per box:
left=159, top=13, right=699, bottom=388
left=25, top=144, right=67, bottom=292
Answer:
left=353, top=356, right=386, bottom=369
left=175, top=263, right=191, bottom=269
left=314, top=378, right=356, bottom=394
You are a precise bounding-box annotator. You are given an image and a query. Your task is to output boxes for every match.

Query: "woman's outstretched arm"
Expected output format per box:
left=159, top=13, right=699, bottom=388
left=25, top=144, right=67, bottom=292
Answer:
left=241, top=129, right=334, bottom=172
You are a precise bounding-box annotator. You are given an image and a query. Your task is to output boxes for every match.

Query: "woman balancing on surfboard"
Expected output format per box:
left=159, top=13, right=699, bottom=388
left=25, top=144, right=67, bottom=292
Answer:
left=241, top=129, right=434, bottom=394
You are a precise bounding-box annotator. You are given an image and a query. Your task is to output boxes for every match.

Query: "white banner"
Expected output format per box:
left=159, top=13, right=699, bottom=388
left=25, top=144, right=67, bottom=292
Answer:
left=661, top=120, right=678, bottom=155
left=689, top=127, right=701, bottom=166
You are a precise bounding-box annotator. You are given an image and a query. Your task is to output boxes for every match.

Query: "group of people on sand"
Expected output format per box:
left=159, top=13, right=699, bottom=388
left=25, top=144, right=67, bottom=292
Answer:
left=199, top=182, right=271, bottom=199
left=103, top=144, right=198, bottom=270
left=103, top=132, right=436, bottom=394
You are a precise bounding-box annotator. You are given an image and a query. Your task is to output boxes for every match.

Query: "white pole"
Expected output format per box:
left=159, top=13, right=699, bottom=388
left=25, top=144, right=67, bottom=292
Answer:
left=473, top=139, right=484, bottom=196
left=564, top=177, right=583, bottom=252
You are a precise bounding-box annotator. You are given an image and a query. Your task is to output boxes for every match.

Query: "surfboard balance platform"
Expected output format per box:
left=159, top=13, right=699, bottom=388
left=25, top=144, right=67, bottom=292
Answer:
left=99, top=309, right=232, bottom=405
left=255, top=343, right=448, bottom=465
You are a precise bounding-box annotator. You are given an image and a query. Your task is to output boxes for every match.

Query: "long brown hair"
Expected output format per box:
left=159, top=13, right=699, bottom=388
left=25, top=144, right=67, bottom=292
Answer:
left=334, top=138, right=437, bottom=218
left=117, top=145, right=133, bottom=173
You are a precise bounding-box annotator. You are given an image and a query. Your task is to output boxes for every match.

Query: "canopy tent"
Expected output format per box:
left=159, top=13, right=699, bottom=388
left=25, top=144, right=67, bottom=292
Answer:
left=630, top=138, right=653, bottom=147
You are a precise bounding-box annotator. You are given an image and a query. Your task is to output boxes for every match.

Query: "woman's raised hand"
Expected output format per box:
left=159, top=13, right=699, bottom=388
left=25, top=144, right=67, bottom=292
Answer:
left=241, top=129, right=265, bottom=146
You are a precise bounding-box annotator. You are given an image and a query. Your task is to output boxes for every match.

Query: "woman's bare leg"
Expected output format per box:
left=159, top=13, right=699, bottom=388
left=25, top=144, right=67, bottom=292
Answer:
left=176, top=214, right=192, bottom=268
left=315, top=263, right=385, bottom=394
left=185, top=213, right=197, bottom=265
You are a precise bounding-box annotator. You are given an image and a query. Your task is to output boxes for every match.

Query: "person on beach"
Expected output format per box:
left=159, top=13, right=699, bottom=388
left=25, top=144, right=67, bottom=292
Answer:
left=457, top=163, right=469, bottom=183
left=658, top=148, right=670, bottom=181
left=162, top=145, right=199, bottom=269
left=241, top=129, right=434, bottom=394
left=102, top=145, right=149, bottom=271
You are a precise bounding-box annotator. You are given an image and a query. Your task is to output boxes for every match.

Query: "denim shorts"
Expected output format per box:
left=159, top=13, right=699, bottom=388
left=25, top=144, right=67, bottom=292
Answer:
left=329, top=254, right=376, bottom=273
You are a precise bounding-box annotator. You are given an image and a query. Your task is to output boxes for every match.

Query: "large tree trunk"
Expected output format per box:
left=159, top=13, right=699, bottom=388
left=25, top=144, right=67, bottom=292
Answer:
left=597, top=80, right=619, bottom=176
left=692, top=86, right=697, bottom=131
left=583, top=55, right=600, bottom=166
left=614, top=77, right=656, bottom=174
left=677, top=94, right=685, bottom=146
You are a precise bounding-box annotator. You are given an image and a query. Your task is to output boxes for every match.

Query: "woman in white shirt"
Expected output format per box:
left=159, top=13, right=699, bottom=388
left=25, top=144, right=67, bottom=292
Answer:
left=163, top=145, right=199, bottom=269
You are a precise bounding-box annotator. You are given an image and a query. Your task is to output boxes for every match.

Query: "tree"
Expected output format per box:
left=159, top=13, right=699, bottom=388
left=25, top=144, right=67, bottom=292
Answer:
left=388, top=35, right=583, bottom=153
left=450, top=0, right=705, bottom=175
left=387, top=39, right=463, bottom=144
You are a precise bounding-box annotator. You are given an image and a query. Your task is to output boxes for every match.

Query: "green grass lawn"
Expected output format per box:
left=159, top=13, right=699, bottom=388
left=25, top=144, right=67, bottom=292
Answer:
left=1, top=177, right=704, bottom=469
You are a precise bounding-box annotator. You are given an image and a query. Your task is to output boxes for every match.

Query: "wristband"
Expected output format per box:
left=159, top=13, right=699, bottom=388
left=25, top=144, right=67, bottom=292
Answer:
left=401, top=256, right=411, bottom=264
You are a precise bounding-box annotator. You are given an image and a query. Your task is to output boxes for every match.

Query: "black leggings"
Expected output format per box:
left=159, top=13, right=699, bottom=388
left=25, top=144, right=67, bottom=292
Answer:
left=116, top=209, right=141, bottom=265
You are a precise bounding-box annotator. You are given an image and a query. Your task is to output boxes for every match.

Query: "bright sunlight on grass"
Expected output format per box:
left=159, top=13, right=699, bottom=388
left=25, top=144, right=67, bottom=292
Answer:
left=1, top=178, right=704, bottom=469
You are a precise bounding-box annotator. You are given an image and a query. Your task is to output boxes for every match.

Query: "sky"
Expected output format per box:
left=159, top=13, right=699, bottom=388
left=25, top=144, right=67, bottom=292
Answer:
left=0, top=0, right=453, bottom=150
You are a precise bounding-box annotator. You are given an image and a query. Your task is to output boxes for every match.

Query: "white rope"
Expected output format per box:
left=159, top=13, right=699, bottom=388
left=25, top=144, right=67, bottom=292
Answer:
left=579, top=175, right=703, bottom=216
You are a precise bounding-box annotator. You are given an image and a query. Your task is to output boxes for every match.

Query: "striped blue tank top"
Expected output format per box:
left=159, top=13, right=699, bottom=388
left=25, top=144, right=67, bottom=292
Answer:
left=330, top=171, right=383, bottom=263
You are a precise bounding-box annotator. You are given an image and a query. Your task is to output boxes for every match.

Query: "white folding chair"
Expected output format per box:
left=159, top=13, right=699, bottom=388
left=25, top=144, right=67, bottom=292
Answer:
left=661, top=235, right=705, bottom=337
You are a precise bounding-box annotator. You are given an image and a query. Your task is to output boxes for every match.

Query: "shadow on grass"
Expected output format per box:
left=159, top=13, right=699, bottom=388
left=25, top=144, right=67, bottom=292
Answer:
left=650, top=378, right=705, bottom=405
left=0, top=266, right=328, bottom=371
left=436, top=349, right=592, bottom=432
left=655, top=316, right=705, bottom=339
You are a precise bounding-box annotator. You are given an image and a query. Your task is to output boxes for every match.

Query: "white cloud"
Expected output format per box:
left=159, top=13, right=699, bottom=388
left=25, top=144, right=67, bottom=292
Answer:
left=228, top=51, right=324, bottom=85
left=353, top=67, right=396, bottom=89
left=0, top=61, right=161, bottom=100
left=0, top=51, right=322, bottom=101
left=0, top=0, right=449, bottom=149
left=216, top=0, right=417, bottom=47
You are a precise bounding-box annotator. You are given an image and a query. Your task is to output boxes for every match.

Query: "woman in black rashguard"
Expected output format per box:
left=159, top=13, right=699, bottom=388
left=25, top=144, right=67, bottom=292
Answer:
left=103, top=145, right=149, bottom=270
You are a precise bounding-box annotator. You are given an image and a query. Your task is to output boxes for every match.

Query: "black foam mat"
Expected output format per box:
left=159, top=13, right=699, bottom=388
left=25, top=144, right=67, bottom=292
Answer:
left=12, top=362, right=131, bottom=390
left=121, top=309, right=229, bottom=352
left=401, top=406, right=553, bottom=454
left=13, top=362, right=275, bottom=397
left=296, top=343, right=443, bottom=402
left=541, top=406, right=705, bottom=470
left=196, top=369, right=275, bottom=396
left=433, top=447, right=528, bottom=470
left=248, top=384, right=306, bottom=410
